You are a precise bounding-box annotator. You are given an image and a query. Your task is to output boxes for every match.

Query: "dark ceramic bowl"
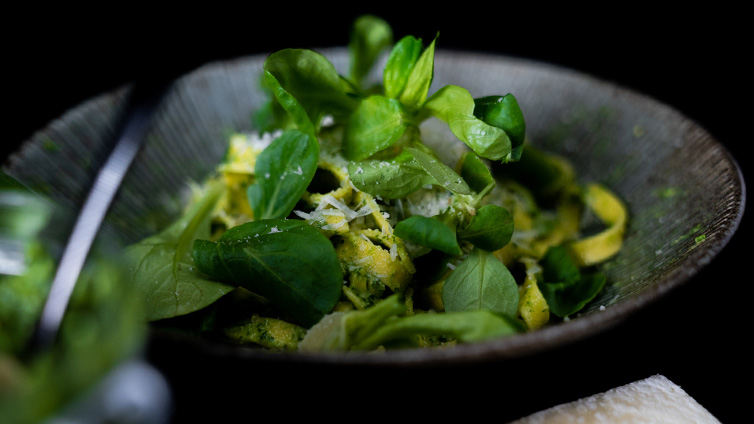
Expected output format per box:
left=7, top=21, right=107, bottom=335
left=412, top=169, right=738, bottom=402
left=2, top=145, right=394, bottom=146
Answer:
left=3, top=48, right=745, bottom=419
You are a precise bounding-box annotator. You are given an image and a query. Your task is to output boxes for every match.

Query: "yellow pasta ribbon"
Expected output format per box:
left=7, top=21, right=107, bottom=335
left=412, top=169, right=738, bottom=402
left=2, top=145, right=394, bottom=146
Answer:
left=567, top=183, right=628, bottom=267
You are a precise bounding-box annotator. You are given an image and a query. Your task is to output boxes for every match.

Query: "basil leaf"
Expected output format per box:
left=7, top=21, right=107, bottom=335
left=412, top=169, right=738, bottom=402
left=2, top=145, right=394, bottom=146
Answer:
left=348, top=15, right=393, bottom=88
left=192, top=219, right=343, bottom=327
left=538, top=245, right=606, bottom=317
left=459, top=152, right=494, bottom=193
left=394, top=215, right=462, bottom=256
left=347, top=154, right=435, bottom=199
left=125, top=181, right=234, bottom=321
left=263, top=49, right=356, bottom=125
left=342, top=95, right=407, bottom=160
left=474, top=94, right=526, bottom=161
left=405, top=147, right=471, bottom=195
left=458, top=204, right=513, bottom=251
left=422, top=84, right=514, bottom=162
left=442, top=248, right=519, bottom=316
left=247, top=129, right=319, bottom=220
left=383, top=35, right=423, bottom=100
left=398, top=34, right=437, bottom=110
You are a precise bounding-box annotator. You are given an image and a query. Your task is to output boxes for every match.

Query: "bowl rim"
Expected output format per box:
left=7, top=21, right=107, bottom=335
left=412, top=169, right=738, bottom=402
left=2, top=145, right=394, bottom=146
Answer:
left=5, top=48, right=747, bottom=367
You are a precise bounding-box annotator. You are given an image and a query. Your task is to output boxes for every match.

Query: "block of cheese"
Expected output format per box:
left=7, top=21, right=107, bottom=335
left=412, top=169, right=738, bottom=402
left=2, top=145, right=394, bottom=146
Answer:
left=509, top=374, right=720, bottom=424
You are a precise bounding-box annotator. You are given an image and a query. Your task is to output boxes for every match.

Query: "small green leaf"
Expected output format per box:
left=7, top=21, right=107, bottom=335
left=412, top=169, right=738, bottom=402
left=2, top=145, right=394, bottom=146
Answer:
left=348, top=15, right=393, bottom=88
left=539, top=273, right=606, bottom=318
left=383, top=35, right=423, bottom=99
left=538, top=245, right=606, bottom=317
left=474, top=94, right=526, bottom=161
left=342, top=95, right=407, bottom=160
left=247, top=129, right=319, bottom=220
left=399, top=34, right=437, bottom=110
left=422, top=85, right=514, bottom=162
left=540, top=245, right=581, bottom=285
left=394, top=215, right=462, bottom=256
left=458, top=204, right=513, bottom=251
left=263, top=49, right=356, bottom=125
left=442, top=248, right=518, bottom=316
left=405, top=147, right=471, bottom=195
left=263, top=71, right=315, bottom=137
left=347, top=153, right=435, bottom=199
left=192, top=219, right=343, bottom=327
left=459, top=152, right=494, bottom=193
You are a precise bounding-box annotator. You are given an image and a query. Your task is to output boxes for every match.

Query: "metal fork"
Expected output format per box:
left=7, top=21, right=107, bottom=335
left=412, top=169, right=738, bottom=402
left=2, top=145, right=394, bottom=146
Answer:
left=31, top=80, right=169, bottom=352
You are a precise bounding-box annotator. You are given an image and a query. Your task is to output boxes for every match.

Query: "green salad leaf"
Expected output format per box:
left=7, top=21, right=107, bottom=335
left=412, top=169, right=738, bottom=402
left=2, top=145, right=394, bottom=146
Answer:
left=347, top=151, right=435, bottom=199
left=421, top=84, right=516, bottom=162
left=263, top=49, right=356, bottom=126
left=405, top=146, right=471, bottom=195
left=537, top=245, right=607, bottom=317
left=247, top=129, right=319, bottom=220
left=459, top=151, right=495, bottom=194
left=263, top=71, right=316, bottom=136
left=394, top=215, right=462, bottom=256
left=457, top=204, right=514, bottom=252
left=342, top=95, right=407, bottom=161
left=124, top=180, right=234, bottom=321
left=348, top=15, right=393, bottom=89
left=397, top=35, right=437, bottom=110
left=383, top=35, right=424, bottom=100
left=442, top=248, right=519, bottom=316
left=473, top=94, right=526, bottom=161
left=192, top=219, right=343, bottom=327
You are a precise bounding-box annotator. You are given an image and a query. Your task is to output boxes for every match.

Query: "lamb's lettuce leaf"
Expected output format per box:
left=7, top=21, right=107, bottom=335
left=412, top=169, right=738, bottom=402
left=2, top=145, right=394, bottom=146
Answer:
left=347, top=151, right=435, bottom=199
left=405, top=146, right=471, bottom=195
left=473, top=94, right=526, bottom=161
left=397, top=35, right=436, bottom=110
left=247, top=129, right=319, bottom=220
left=421, top=84, right=515, bottom=162
left=457, top=204, right=513, bottom=252
left=459, top=151, right=495, bottom=194
left=442, top=248, right=519, bottom=317
left=263, top=48, right=357, bottom=126
left=537, top=245, right=607, bottom=317
left=394, top=215, right=462, bottom=256
left=342, top=95, right=407, bottom=161
left=348, top=15, right=393, bottom=89
left=383, top=35, right=424, bottom=100
left=262, top=71, right=316, bottom=137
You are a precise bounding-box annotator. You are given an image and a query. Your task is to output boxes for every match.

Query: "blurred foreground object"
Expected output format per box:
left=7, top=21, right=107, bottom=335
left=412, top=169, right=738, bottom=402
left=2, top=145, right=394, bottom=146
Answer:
left=0, top=177, right=170, bottom=423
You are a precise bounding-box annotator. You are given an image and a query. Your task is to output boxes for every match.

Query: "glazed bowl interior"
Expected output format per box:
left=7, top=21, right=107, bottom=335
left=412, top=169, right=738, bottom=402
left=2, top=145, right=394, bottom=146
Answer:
left=3, top=48, right=745, bottom=367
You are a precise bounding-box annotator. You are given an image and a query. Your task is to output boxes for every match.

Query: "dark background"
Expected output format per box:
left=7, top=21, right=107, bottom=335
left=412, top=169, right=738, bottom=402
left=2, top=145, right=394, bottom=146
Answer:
left=6, top=7, right=749, bottom=422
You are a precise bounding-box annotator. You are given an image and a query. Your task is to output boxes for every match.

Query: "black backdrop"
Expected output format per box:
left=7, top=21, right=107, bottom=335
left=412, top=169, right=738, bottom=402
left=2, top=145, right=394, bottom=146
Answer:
left=6, top=7, right=749, bottom=422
